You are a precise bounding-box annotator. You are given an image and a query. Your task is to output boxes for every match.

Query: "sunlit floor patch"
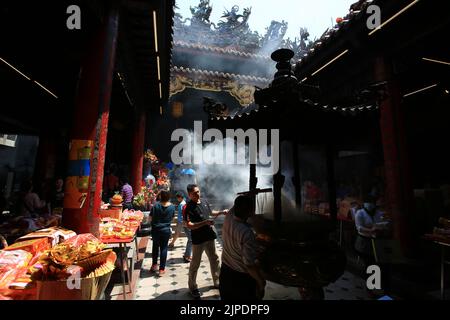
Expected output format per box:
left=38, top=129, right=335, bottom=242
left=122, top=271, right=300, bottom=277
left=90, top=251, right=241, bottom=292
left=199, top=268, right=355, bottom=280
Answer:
left=132, top=235, right=372, bottom=300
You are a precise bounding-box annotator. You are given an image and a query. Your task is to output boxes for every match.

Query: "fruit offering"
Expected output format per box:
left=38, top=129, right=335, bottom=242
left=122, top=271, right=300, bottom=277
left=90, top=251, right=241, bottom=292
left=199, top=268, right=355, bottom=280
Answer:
left=111, top=193, right=123, bottom=206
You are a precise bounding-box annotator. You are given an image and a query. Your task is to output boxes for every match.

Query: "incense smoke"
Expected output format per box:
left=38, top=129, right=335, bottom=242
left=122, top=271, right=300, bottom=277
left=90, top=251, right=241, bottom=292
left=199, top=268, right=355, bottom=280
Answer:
left=170, top=130, right=310, bottom=223
left=170, top=129, right=276, bottom=209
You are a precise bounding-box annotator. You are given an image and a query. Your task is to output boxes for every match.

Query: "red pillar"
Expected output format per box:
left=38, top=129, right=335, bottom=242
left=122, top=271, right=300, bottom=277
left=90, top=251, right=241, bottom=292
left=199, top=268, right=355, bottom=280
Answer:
left=62, top=2, right=119, bottom=235
left=375, top=57, right=414, bottom=254
left=131, top=108, right=147, bottom=194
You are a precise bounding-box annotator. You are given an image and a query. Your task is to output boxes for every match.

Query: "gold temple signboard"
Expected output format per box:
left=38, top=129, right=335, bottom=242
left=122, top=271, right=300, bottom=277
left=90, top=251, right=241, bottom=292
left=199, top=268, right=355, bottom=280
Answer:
left=169, top=74, right=260, bottom=107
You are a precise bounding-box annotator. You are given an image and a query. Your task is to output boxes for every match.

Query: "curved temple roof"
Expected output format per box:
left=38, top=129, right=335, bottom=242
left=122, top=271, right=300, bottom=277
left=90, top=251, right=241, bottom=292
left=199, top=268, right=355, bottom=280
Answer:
left=171, top=65, right=271, bottom=84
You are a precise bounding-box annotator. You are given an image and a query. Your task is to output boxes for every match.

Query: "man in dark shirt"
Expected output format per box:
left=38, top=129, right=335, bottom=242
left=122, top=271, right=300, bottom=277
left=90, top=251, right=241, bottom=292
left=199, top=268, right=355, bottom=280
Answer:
left=184, top=184, right=228, bottom=299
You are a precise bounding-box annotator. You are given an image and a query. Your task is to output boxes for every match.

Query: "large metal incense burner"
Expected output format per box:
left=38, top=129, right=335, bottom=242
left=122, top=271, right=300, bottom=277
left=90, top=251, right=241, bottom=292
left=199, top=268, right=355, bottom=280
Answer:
left=239, top=188, right=345, bottom=299
left=237, top=49, right=346, bottom=299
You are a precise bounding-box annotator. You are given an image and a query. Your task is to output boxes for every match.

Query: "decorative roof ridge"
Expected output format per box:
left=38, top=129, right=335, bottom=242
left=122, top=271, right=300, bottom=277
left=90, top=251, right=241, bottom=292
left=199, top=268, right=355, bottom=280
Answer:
left=171, top=65, right=271, bottom=83
left=295, top=0, right=373, bottom=68
left=211, top=104, right=269, bottom=121
left=211, top=100, right=379, bottom=121
left=173, top=40, right=271, bottom=60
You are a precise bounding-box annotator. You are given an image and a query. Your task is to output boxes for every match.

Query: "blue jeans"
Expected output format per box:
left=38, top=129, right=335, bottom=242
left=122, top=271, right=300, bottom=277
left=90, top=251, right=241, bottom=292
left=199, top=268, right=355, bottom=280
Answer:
left=151, top=230, right=171, bottom=270
left=183, top=227, right=192, bottom=258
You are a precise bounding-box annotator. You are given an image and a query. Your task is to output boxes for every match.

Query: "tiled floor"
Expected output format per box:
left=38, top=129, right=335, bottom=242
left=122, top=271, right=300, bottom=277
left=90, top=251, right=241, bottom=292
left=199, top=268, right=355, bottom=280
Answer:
left=134, top=237, right=222, bottom=300
left=131, top=235, right=372, bottom=300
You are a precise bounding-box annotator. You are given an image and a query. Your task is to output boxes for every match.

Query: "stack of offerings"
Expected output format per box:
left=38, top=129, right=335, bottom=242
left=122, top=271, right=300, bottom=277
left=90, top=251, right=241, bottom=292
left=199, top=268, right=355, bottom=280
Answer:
left=2, top=238, right=51, bottom=291
left=99, top=218, right=135, bottom=240
left=431, top=217, right=450, bottom=243
left=122, top=209, right=144, bottom=228
left=122, top=209, right=144, bottom=221
left=0, top=233, right=63, bottom=298
left=16, top=227, right=76, bottom=247
left=0, top=250, right=33, bottom=294
left=99, top=209, right=144, bottom=241
left=31, top=234, right=116, bottom=300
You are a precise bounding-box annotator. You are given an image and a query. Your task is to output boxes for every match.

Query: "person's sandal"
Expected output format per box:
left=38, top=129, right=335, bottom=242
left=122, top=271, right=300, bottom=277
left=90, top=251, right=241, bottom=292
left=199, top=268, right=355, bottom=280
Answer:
left=158, top=269, right=166, bottom=276
left=150, top=264, right=158, bottom=272
left=183, top=256, right=192, bottom=263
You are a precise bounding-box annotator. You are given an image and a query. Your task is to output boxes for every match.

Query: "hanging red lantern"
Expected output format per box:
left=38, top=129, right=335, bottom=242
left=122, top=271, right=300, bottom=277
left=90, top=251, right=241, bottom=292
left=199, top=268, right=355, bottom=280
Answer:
left=171, top=101, right=184, bottom=119
left=336, top=17, right=343, bottom=24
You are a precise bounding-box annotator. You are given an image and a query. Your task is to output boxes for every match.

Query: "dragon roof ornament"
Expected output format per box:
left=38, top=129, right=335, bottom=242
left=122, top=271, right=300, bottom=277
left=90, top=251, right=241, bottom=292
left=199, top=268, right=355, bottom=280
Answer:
left=174, top=0, right=313, bottom=58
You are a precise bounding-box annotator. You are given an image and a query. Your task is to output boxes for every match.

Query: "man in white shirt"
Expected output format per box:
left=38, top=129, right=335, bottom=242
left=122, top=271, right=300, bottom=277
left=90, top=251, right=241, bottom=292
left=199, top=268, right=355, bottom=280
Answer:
left=354, top=196, right=393, bottom=296
left=219, top=195, right=266, bottom=300
left=354, top=196, right=384, bottom=266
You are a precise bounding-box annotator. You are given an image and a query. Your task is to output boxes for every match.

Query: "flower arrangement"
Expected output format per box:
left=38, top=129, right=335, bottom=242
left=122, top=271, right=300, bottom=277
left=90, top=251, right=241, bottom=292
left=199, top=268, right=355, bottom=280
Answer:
left=155, top=169, right=170, bottom=189
left=133, top=186, right=157, bottom=210
left=144, top=149, right=158, bottom=164
left=142, top=149, right=173, bottom=201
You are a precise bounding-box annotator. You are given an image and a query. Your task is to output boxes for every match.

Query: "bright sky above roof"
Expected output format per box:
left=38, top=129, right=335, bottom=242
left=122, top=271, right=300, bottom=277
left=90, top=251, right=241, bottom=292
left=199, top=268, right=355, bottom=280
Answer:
left=176, top=0, right=356, bottom=41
